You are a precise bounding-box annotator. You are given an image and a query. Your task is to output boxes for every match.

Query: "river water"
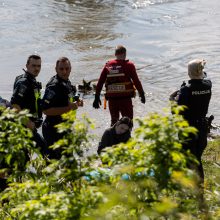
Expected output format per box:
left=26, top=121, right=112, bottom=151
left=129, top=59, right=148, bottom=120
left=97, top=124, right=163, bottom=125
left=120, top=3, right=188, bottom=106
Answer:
left=1, top=0, right=220, bottom=142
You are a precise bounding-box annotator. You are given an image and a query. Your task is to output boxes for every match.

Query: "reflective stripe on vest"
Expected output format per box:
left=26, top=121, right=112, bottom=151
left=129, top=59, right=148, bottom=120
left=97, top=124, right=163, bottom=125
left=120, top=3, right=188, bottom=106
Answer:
left=105, top=64, right=135, bottom=98
left=34, top=89, right=41, bottom=118
left=68, top=91, right=75, bottom=103
left=107, top=73, right=125, bottom=78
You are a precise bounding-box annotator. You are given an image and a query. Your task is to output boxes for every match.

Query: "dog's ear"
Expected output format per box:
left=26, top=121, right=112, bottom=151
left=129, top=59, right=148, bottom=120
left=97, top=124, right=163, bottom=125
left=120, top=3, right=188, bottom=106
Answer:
left=83, top=79, right=86, bottom=85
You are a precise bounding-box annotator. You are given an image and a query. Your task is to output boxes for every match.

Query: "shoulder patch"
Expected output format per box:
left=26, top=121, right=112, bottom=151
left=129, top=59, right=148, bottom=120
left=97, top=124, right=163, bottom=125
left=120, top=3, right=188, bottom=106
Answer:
left=44, top=89, right=56, bottom=102
left=17, top=84, right=28, bottom=97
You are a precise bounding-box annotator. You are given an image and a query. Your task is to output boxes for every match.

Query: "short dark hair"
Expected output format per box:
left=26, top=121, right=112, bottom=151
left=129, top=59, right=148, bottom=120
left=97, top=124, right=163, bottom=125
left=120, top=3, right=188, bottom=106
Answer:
left=116, top=116, right=133, bottom=129
left=115, top=45, right=126, bottom=55
left=27, top=54, right=41, bottom=65
left=56, top=57, right=71, bottom=68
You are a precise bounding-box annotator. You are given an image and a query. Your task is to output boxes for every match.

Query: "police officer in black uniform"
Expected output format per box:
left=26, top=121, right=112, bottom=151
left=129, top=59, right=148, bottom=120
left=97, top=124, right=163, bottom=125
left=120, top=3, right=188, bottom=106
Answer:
left=41, top=57, right=83, bottom=159
left=10, top=54, right=46, bottom=155
left=171, top=59, right=212, bottom=184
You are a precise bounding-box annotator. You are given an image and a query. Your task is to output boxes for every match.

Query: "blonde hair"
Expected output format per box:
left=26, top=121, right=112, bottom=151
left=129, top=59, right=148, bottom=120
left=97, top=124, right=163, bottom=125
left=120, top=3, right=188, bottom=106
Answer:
left=188, top=59, right=206, bottom=79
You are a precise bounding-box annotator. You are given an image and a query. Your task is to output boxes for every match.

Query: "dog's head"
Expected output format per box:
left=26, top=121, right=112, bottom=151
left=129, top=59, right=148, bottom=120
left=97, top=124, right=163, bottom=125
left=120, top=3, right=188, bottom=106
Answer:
left=78, top=79, right=93, bottom=93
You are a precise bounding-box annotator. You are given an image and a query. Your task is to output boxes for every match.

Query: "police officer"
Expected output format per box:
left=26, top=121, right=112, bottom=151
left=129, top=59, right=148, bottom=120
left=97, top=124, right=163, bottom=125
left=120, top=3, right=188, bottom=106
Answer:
left=10, top=54, right=46, bottom=154
left=41, top=57, right=83, bottom=159
left=93, top=45, right=146, bottom=126
left=172, top=59, right=212, bottom=184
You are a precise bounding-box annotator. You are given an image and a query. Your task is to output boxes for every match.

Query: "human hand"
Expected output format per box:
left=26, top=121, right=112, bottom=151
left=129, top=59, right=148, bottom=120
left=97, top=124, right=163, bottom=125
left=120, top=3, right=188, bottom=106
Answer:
left=169, top=90, right=179, bottom=101
left=26, top=120, right=36, bottom=131
left=93, top=94, right=101, bottom=109
left=77, top=99, right=84, bottom=107
left=69, top=102, right=78, bottom=110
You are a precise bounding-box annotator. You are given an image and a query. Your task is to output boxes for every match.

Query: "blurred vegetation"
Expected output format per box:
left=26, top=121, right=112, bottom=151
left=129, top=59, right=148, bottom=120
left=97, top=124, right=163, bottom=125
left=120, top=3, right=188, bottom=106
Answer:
left=0, top=105, right=219, bottom=220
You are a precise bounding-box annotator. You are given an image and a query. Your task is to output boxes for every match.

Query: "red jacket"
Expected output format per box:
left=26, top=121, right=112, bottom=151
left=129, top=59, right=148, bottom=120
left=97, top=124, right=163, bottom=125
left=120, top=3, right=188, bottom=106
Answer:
left=96, top=59, right=144, bottom=98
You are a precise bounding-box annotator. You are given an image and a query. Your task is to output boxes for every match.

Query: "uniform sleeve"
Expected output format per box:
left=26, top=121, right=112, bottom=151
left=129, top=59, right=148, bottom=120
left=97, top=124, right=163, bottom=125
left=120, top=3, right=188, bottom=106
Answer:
left=120, top=130, right=131, bottom=143
left=10, top=79, right=29, bottom=107
left=177, top=86, right=190, bottom=106
left=204, top=79, right=212, bottom=88
left=97, top=129, right=112, bottom=154
left=41, top=86, right=57, bottom=110
left=95, top=66, right=108, bottom=95
left=128, top=63, right=145, bottom=95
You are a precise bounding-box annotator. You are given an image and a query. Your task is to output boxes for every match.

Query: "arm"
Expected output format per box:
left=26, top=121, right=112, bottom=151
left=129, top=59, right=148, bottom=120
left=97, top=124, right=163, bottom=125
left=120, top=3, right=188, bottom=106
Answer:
left=12, top=103, right=36, bottom=131
left=97, top=129, right=111, bottom=155
left=169, top=90, right=179, bottom=101
left=42, top=85, right=78, bottom=116
left=128, top=63, right=145, bottom=95
left=121, top=130, right=131, bottom=143
left=11, top=81, right=36, bottom=130
left=93, top=66, right=108, bottom=109
left=170, top=81, right=186, bottom=102
left=43, top=102, right=78, bottom=116
left=177, top=87, right=190, bottom=106
left=95, top=66, right=108, bottom=95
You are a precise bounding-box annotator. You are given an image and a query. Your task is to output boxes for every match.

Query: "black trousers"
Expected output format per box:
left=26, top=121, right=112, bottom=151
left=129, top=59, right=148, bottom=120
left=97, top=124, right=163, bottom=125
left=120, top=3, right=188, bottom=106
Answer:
left=182, top=119, right=208, bottom=182
left=42, top=120, right=64, bottom=159
left=33, top=130, right=47, bottom=156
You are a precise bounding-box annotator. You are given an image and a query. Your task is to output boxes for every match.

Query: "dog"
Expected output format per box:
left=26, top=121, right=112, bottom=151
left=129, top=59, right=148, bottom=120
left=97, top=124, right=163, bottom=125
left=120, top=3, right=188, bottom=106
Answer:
left=78, top=79, right=98, bottom=94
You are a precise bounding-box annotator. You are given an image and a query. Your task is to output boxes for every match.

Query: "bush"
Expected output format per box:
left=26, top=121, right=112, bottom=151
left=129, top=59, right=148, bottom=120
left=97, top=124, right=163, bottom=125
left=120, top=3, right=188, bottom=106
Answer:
left=0, top=106, right=219, bottom=219
left=0, top=110, right=102, bottom=220
left=0, top=107, right=35, bottom=181
left=87, top=107, right=202, bottom=219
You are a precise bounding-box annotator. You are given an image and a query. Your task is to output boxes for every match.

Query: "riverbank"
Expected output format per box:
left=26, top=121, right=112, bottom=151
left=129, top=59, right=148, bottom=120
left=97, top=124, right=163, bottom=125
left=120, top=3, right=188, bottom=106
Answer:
left=203, top=138, right=220, bottom=193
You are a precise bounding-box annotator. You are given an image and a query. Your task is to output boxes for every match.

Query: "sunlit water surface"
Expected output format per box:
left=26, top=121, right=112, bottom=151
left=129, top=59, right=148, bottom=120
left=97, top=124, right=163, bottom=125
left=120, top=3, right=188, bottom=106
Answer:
left=1, top=0, right=220, bottom=152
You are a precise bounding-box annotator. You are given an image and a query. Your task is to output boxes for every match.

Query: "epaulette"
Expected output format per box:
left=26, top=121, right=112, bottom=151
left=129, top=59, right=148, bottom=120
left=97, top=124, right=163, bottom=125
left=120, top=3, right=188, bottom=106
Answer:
left=13, top=74, right=27, bottom=89
left=46, top=76, right=59, bottom=87
left=15, top=74, right=26, bottom=82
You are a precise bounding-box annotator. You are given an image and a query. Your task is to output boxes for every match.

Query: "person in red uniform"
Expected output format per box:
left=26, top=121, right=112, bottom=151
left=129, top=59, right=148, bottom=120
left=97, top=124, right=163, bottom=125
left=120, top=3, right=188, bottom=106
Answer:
left=93, top=45, right=146, bottom=125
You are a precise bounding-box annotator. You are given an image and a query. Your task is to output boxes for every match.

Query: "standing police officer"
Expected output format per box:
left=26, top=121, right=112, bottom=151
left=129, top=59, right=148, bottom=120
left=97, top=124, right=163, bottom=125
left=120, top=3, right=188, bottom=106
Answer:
left=11, top=54, right=46, bottom=154
left=93, top=45, right=146, bottom=126
left=171, top=59, right=212, bottom=184
left=41, top=57, right=83, bottom=159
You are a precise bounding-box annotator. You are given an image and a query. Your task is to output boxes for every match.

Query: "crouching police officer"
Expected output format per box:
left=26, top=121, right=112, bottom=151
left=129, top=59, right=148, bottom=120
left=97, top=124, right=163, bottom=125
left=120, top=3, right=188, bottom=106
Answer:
left=171, top=59, right=212, bottom=185
left=10, top=54, right=46, bottom=155
left=41, top=57, right=83, bottom=159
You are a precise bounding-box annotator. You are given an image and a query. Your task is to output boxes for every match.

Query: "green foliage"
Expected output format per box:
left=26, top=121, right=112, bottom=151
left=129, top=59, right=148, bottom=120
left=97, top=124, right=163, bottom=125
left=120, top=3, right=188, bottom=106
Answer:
left=203, top=138, right=220, bottom=219
left=49, top=111, right=96, bottom=182
left=87, top=107, right=201, bottom=219
left=0, top=107, right=35, bottom=178
left=0, top=110, right=102, bottom=220
left=0, top=106, right=219, bottom=220
left=1, top=180, right=102, bottom=220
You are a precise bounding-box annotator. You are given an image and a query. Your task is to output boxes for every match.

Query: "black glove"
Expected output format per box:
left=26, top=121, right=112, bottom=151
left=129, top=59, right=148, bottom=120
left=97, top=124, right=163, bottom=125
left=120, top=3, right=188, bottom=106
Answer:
left=93, top=94, right=101, bottom=109
left=140, top=93, right=146, bottom=104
